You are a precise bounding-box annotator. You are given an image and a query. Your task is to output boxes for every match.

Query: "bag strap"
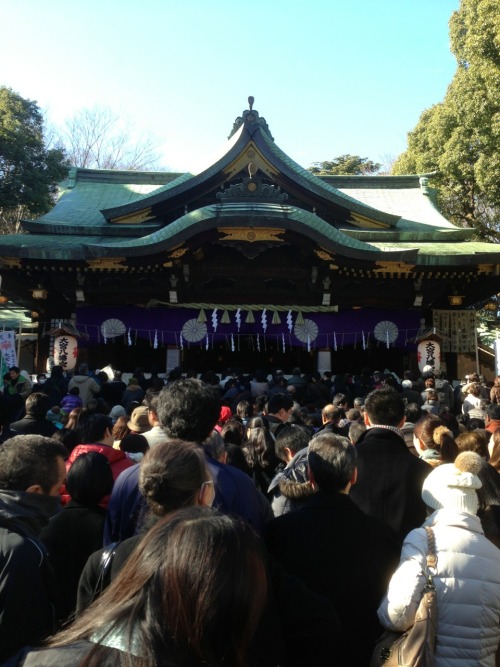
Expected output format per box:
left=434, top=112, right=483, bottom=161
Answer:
left=423, top=526, right=437, bottom=590
left=93, top=541, right=119, bottom=600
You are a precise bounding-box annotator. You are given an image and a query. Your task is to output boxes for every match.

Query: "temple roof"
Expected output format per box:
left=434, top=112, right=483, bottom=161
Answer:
left=0, top=98, right=497, bottom=275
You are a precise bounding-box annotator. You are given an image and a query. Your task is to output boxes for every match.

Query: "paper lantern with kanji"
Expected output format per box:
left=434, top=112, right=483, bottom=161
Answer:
left=54, top=335, right=78, bottom=371
left=417, top=340, right=441, bottom=374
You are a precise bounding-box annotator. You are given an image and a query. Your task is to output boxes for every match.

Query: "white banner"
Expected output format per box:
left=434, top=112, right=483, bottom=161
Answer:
left=0, top=330, right=18, bottom=370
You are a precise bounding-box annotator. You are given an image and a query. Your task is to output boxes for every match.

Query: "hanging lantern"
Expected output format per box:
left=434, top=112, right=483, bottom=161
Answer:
left=54, top=335, right=78, bottom=371
left=417, top=340, right=441, bottom=374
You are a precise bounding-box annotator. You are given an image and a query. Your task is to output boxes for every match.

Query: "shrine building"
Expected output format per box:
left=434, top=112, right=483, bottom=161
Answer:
left=0, top=98, right=499, bottom=377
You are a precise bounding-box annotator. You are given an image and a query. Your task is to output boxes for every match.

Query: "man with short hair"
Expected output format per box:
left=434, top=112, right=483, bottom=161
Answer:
left=313, top=403, right=348, bottom=437
left=0, top=435, right=67, bottom=662
left=105, top=378, right=273, bottom=544
left=349, top=387, right=430, bottom=540
left=400, top=379, right=423, bottom=406
left=142, top=391, right=168, bottom=448
left=265, top=393, right=294, bottom=439
left=9, top=392, right=57, bottom=437
left=266, top=433, right=401, bottom=667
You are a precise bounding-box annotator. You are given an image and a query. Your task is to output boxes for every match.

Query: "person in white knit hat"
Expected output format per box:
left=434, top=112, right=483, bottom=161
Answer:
left=378, top=451, right=500, bottom=667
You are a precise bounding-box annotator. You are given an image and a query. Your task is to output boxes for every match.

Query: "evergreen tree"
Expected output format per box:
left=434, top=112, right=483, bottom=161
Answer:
left=392, top=0, right=500, bottom=241
left=0, top=87, right=68, bottom=234
left=309, top=154, right=381, bottom=176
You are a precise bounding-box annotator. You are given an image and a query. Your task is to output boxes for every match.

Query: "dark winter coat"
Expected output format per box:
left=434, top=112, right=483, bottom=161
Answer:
left=266, top=490, right=401, bottom=667
left=40, top=501, right=106, bottom=623
left=350, top=426, right=431, bottom=540
left=9, top=415, right=57, bottom=438
left=0, top=490, right=61, bottom=663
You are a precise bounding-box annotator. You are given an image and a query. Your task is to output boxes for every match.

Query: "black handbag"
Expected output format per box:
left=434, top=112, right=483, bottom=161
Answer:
left=370, top=526, right=437, bottom=667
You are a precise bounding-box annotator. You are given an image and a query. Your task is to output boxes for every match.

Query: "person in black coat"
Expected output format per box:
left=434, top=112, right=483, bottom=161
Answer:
left=39, top=365, right=68, bottom=409
left=0, top=435, right=67, bottom=664
left=349, top=387, right=431, bottom=540
left=40, top=451, right=114, bottom=623
left=9, top=393, right=57, bottom=438
left=266, top=432, right=401, bottom=667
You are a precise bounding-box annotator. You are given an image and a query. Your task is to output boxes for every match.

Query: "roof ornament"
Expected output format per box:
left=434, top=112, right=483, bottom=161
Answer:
left=228, top=96, right=274, bottom=141
left=419, top=176, right=430, bottom=195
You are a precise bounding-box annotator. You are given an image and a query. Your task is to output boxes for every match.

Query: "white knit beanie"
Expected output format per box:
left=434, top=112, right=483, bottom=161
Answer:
left=421, top=451, right=483, bottom=515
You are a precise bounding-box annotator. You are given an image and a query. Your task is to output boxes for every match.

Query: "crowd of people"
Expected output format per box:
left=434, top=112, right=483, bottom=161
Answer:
left=1, top=361, right=500, bottom=666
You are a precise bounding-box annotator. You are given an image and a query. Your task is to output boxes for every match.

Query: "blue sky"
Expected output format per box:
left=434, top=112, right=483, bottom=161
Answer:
left=1, top=0, right=459, bottom=172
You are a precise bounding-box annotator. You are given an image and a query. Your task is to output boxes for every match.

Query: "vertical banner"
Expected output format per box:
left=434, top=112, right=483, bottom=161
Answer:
left=495, top=339, right=500, bottom=377
left=0, top=330, right=18, bottom=371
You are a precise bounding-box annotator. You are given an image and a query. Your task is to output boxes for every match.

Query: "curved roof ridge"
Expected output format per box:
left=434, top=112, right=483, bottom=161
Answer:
left=256, top=131, right=400, bottom=226
left=82, top=204, right=418, bottom=264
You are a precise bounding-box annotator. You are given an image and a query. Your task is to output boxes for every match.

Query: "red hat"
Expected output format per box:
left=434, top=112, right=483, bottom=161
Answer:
left=219, top=405, right=232, bottom=424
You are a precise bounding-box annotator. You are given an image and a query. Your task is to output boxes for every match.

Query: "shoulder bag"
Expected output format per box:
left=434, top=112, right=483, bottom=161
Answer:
left=370, top=526, right=437, bottom=667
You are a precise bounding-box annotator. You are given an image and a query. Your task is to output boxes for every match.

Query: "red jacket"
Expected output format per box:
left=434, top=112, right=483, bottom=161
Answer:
left=61, top=443, right=134, bottom=507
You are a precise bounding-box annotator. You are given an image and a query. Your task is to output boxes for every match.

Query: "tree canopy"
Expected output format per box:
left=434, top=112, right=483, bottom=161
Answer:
left=0, top=87, right=68, bottom=233
left=308, top=154, right=381, bottom=176
left=60, top=106, right=162, bottom=171
left=392, top=0, right=500, bottom=241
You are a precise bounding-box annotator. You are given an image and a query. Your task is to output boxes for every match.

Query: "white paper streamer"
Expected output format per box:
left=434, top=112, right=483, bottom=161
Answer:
left=205, top=334, right=209, bottom=350
left=386, top=330, right=390, bottom=349
left=282, top=333, right=285, bottom=353
left=103, top=334, right=107, bottom=345
left=231, top=334, right=235, bottom=352
left=179, top=332, right=184, bottom=350
left=257, top=334, right=260, bottom=351
left=153, top=330, right=158, bottom=349
left=287, top=309, right=293, bottom=333
left=333, top=331, right=337, bottom=351
left=362, top=331, right=366, bottom=350
left=307, top=334, right=311, bottom=352
left=212, top=309, right=218, bottom=332
left=127, top=327, right=132, bottom=346
left=261, top=309, right=267, bottom=333
left=235, top=308, right=241, bottom=331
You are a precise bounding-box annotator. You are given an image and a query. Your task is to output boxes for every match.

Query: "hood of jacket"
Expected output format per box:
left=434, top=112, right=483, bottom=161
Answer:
left=71, top=375, right=94, bottom=385
left=267, top=446, right=313, bottom=501
left=0, top=489, right=61, bottom=537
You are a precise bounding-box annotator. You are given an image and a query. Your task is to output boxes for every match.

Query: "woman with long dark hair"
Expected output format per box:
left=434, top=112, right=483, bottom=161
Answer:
left=243, top=416, right=281, bottom=497
left=8, top=507, right=268, bottom=667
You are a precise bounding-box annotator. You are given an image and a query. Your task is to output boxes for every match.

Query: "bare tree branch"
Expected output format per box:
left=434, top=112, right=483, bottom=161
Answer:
left=60, top=106, right=162, bottom=171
